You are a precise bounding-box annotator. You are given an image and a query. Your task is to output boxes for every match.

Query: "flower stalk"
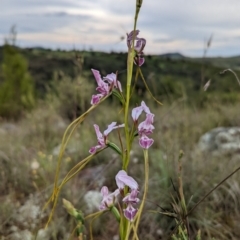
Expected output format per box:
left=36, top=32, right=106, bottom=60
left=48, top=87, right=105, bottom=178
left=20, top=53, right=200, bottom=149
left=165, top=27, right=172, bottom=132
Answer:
left=134, top=149, right=149, bottom=231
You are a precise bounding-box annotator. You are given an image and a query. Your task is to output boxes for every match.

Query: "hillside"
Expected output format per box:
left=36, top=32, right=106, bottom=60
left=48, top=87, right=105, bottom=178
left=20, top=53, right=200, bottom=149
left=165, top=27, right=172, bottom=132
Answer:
left=0, top=46, right=240, bottom=103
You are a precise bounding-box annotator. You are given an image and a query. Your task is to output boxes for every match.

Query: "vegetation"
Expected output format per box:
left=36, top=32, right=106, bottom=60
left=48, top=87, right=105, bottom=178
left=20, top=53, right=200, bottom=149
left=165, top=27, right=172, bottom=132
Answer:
left=0, top=46, right=239, bottom=105
left=0, top=40, right=35, bottom=119
left=0, top=42, right=240, bottom=239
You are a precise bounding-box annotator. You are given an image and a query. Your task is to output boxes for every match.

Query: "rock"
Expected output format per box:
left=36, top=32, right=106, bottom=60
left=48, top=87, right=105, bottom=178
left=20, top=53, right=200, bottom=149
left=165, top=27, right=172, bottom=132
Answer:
left=113, top=235, right=120, bottom=240
left=15, top=199, right=41, bottom=227
left=10, top=194, right=48, bottom=231
left=8, top=229, right=32, bottom=240
left=198, top=127, right=240, bottom=157
left=0, top=123, right=18, bottom=132
left=83, top=190, right=102, bottom=213
left=52, top=144, right=62, bottom=156
left=36, top=228, right=51, bottom=240
left=52, top=142, right=78, bottom=156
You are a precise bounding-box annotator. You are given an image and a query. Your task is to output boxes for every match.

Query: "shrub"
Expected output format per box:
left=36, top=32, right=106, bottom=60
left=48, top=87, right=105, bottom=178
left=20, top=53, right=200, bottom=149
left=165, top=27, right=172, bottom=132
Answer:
left=0, top=42, right=35, bottom=119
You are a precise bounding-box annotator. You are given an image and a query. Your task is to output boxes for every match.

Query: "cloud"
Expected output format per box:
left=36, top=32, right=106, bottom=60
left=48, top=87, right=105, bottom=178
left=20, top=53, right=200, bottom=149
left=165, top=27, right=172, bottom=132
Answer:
left=1, top=0, right=240, bottom=56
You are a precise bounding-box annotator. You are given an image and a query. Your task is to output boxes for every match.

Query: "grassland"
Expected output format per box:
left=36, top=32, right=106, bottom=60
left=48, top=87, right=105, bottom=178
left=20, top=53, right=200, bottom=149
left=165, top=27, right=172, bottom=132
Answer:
left=0, top=46, right=240, bottom=239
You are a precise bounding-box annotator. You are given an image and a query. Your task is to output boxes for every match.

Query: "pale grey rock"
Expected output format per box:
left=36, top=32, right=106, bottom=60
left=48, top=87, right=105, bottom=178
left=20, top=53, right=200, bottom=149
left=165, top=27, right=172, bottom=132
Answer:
left=52, top=144, right=61, bottom=156
left=6, top=194, right=51, bottom=240
left=53, top=120, right=67, bottom=131
left=12, top=194, right=47, bottom=230
left=36, top=228, right=51, bottom=240
left=15, top=199, right=41, bottom=226
left=52, top=142, right=78, bottom=156
left=8, top=225, right=19, bottom=233
left=83, top=190, right=102, bottom=213
left=0, top=123, right=18, bottom=132
left=113, top=235, right=120, bottom=240
left=198, top=127, right=240, bottom=156
left=8, top=229, right=32, bottom=240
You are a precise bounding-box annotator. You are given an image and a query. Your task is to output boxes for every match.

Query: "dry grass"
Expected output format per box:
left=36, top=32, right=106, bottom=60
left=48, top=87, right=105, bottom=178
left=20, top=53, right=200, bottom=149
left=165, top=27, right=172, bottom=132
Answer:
left=1, top=93, right=240, bottom=239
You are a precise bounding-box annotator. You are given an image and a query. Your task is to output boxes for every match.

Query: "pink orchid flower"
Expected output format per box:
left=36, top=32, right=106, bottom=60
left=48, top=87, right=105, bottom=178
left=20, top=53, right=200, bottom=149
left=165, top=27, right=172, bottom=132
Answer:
left=89, top=124, right=105, bottom=154
left=89, top=122, right=124, bottom=154
left=90, top=94, right=104, bottom=105
left=132, top=101, right=151, bottom=121
left=99, top=186, right=120, bottom=210
left=91, top=69, right=110, bottom=95
left=127, top=30, right=146, bottom=67
left=139, top=134, right=154, bottom=149
left=122, top=189, right=140, bottom=204
left=123, top=203, right=138, bottom=222
left=91, top=69, right=122, bottom=105
left=103, top=73, right=122, bottom=92
left=115, top=170, right=138, bottom=190
left=127, top=30, right=146, bottom=53
left=135, top=56, right=145, bottom=67
left=132, top=101, right=155, bottom=149
left=138, top=113, right=155, bottom=135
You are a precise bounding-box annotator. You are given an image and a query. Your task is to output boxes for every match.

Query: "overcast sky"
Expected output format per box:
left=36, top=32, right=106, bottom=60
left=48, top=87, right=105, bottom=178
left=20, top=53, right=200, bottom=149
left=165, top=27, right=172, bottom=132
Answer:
left=1, top=0, right=240, bottom=57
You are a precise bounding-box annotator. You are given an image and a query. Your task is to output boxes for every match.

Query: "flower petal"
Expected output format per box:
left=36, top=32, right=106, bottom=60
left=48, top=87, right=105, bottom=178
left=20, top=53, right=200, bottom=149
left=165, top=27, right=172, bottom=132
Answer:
left=132, top=105, right=144, bottom=121
left=123, top=189, right=140, bottom=204
left=138, top=113, right=155, bottom=135
left=103, top=122, right=125, bottom=136
left=139, top=134, right=154, bottom=149
left=103, top=122, right=117, bottom=136
left=123, top=203, right=138, bottom=222
left=91, top=94, right=103, bottom=105
left=141, top=101, right=151, bottom=114
left=99, top=187, right=120, bottom=210
left=101, top=186, right=109, bottom=197
left=136, top=57, right=145, bottom=67
left=115, top=170, right=138, bottom=190
left=92, top=69, right=110, bottom=95
left=91, top=69, right=103, bottom=86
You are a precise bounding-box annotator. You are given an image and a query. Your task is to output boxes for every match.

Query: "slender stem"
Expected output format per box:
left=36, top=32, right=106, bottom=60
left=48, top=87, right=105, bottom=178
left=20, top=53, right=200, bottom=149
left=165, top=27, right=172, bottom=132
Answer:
left=186, top=165, right=240, bottom=217
left=123, top=0, right=142, bottom=171
left=134, top=150, right=149, bottom=232
left=178, top=151, right=191, bottom=239
left=121, top=1, right=143, bottom=239
left=168, top=165, right=240, bottom=239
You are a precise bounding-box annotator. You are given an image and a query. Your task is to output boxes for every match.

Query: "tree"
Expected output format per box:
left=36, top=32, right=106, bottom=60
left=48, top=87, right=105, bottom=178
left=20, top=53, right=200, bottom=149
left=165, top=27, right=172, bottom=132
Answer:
left=0, top=27, right=35, bottom=119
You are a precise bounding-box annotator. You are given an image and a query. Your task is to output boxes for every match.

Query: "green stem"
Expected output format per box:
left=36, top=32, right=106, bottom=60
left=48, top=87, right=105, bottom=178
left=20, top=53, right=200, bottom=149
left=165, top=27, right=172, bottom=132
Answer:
left=121, top=1, right=143, bottom=239
left=134, top=149, right=149, bottom=232
left=123, top=0, right=142, bottom=171
left=111, top=206, right=121, bottom=223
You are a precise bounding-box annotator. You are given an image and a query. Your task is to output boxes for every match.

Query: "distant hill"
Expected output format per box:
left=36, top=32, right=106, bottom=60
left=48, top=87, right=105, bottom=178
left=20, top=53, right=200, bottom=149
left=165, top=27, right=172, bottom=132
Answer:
left=0, top=46, right=240, bottom=104
left=158, top=52, right=185, bottom=60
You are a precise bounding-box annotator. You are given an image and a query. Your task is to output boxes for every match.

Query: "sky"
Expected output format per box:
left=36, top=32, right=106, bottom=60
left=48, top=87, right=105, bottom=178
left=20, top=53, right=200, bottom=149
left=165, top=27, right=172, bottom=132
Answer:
left=1, top=0, right=240, bottom=57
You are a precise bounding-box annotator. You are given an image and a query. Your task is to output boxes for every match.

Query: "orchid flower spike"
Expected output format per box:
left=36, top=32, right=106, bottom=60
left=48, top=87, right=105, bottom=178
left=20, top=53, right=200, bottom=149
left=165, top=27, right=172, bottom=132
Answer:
left=131, top=101, right=155, bottom=149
